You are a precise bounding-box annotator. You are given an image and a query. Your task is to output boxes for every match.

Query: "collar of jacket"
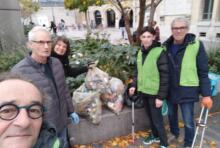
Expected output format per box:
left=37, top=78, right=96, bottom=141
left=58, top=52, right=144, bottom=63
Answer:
left=26, top=52, right=52, bottom=69
left=141, top=41, right=161, bottom=54
left=51, top=51, right=68, bottom=64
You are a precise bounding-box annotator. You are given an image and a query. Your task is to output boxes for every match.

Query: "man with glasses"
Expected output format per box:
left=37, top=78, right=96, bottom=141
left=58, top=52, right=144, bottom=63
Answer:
left=11, top=26, right=79, bottom=148
left=0, top=72, right=60, bottom=148
left=163, top=17, right=213, bottom=147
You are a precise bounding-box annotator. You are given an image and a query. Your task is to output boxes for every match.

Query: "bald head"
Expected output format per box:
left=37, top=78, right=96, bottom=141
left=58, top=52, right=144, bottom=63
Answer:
left=0, top=73, right=43, bottom=148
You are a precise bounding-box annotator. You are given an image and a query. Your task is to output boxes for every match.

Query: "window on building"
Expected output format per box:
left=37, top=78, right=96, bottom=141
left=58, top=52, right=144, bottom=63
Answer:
left=199, top=32, right=206, bottom=37
left=201, top=0, right=214, bottom=20
left=216, top=33, right=220, bottom=38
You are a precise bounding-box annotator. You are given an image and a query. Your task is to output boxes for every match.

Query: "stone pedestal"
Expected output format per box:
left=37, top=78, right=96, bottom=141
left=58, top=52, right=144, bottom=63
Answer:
left=0, top=0, right=25, bottom=51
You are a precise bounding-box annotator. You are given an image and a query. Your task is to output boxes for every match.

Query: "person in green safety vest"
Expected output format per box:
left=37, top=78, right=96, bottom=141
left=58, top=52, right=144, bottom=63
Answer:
left=129, top=26, right=169, bottom=148
left=163, top=17, right=213, bottom=148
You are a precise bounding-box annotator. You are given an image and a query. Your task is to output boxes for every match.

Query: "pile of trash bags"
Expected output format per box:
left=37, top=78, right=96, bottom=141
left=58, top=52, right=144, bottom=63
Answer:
left=72, top=67, right=125, bottom=124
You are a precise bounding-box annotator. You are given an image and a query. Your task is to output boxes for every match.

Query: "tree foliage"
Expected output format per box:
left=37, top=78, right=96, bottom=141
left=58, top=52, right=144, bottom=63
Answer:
left=19, top=0, right=40, bottom=20
left=64, top=0, right=104, bottom=12
left=64, top=0, right=105, bottom=30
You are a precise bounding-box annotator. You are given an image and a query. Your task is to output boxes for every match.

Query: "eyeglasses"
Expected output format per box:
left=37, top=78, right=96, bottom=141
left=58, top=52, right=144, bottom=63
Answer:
left=171, top=26, right=188, bottom=31
left=0, top=103, right=45, bottom=120
left=32, top=40, right=52, bottom=45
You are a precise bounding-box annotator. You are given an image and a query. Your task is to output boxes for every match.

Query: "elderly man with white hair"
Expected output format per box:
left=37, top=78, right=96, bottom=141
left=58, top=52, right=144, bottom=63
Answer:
left=11, top=26, right=79, bottom=148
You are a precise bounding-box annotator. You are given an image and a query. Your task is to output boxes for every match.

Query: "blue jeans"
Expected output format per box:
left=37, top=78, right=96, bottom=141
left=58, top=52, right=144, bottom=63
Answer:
left=168, top=101, right=195, bottom=147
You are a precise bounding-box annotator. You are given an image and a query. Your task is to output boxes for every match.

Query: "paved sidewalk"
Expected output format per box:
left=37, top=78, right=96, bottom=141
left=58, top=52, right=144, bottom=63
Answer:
left=73, top=112, right=220, bottom=148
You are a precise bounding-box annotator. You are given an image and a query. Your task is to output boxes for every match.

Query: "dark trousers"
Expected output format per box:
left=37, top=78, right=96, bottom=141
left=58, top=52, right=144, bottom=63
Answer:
left=167, top=101, right=195, bottom=147
left=143, top=95, right=168, bottom=146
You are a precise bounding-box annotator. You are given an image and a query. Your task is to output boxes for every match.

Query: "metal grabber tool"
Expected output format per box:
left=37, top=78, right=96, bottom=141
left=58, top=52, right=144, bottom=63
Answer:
left=130, top=95, right=138, bottom=144
left=131, top=95, right=135, bottom=143
left=191, top=106, right=209, bottom=148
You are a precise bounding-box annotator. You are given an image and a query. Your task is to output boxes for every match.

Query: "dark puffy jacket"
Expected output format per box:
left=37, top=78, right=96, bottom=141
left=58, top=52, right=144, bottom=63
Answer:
left=51, top=51, right=88, bottom=77
left=132, top=41, right=169, bottom=99
left=163, top=33, right=211, bottom=104
left=11, top=55, right=74, bottom=134
left=34, top=123, right=60, bottom=148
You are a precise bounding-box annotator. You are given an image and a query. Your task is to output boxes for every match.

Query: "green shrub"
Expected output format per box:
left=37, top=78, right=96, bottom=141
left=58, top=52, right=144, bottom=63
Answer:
left=23, top=24, right=34, bottom=36
left=208, top=47, right=220, bottom=74
left=0, top=49, right=27, bottom=72
left=66, top=37, right=138, bottom=91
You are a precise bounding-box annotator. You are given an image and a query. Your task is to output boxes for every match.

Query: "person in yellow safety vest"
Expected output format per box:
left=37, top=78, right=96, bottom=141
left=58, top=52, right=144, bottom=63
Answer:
left=129, top=26, right=169, bottom=148
left=163, top=17, right=213, bottom=148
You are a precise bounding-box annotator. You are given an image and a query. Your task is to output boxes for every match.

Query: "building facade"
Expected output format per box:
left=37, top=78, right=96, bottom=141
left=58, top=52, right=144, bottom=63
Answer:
left=31, top=0, right=220, bottom=42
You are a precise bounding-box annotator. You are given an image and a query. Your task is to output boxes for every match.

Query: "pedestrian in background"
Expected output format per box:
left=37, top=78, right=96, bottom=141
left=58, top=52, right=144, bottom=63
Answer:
left=119, top=16, right=125, bottom=39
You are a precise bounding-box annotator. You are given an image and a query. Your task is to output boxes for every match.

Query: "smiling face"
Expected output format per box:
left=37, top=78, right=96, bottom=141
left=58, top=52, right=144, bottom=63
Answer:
left=54, top=40, right=67, bottom=56
left=0, top=79, right=43, bottom=148
left=28, top=30, right=52, bottom=60
left=171, top=20, right=189, bottom=44
left=140, top=31, right=155, bottom=48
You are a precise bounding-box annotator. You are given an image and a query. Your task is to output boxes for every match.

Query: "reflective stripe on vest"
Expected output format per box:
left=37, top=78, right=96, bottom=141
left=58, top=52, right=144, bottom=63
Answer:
left=137, top=47, right=164, bottom=95
left=53, top=138, right=60, bottom=148
left=180, top=40, right=200, bottom=86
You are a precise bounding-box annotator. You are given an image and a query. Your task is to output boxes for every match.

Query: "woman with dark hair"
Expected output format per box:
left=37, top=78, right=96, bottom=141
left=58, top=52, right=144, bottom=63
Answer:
left=51, top=36, right=89, bottom=77
left=129, top=26, right=169, bottom=148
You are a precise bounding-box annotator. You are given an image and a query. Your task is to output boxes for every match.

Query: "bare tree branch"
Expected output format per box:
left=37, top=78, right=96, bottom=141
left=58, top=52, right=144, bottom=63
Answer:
left=155, top=0, right=162, bottom=7
left=108, top=0, right=122, bottom=12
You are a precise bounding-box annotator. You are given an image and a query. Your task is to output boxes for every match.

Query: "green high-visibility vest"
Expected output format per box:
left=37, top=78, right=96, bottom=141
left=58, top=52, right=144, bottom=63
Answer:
left=180, top=40, right=200, bottom=86
left=137, top=47, right=164, bottom=95
left=53, top=138, right=60, bottom=148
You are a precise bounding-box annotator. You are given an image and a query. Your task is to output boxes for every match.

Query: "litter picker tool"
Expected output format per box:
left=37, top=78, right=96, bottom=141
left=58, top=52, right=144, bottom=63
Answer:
left=191, top=106, right=209, bottom=148
left=191, top=72, right=220, bottom=148
left=130, top=95, right=139, bottom=144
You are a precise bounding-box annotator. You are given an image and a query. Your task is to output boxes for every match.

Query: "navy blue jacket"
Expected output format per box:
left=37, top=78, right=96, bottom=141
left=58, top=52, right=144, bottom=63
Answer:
left=163, top=33, right=211, bottom=104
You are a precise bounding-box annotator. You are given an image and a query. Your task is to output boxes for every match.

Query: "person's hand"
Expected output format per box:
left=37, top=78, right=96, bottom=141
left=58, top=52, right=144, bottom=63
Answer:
left=129, top=87, right=135, bottom=96
left=70, top=112, right=80, bottom=124
left=155, top=98, right=163, bottom=108
left=201, top=96, right=213, bottom=109
left=87, top=60, right=98, bottom=69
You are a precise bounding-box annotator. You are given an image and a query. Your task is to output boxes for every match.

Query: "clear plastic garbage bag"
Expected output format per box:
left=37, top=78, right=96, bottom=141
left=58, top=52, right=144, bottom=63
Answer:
left=100, top=77, right=125, bottom=115
left=72, top=83, right=102, bottom=124
left=85, top=67, right=111, bottom=94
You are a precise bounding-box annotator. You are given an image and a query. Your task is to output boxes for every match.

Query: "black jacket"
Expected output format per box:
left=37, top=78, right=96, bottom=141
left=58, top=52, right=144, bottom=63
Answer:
left=163, top=33, right=211, bottom=104
left=132, top=41, right=169, bottom=99
left=51, top=52, right=88, bottom=77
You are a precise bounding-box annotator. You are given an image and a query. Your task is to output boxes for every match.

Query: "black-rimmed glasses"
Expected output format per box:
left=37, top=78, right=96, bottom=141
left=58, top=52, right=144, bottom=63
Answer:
left=0, top=103, right=45, bottom=120
left=171, top=26, right=188, bottom=31
left=32, top=40, right=52, bottom=45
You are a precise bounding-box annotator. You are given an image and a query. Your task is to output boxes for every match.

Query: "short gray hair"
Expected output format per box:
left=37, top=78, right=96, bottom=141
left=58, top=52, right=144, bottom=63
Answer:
left=171, top=17, right=190, bottom=29
left=28, top=26, right=50, bottom=41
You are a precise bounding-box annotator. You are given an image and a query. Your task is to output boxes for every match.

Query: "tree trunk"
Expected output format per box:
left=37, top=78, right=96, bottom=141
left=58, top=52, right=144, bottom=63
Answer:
left=135, top=0, right=146, bottom=45
left=149, top=0, right=163, bottom=27
left=148, top=2, right=156, bottom=27
left=84, top=10, right=91, bottom=36
left=124, top=12, right=133, bottom=45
